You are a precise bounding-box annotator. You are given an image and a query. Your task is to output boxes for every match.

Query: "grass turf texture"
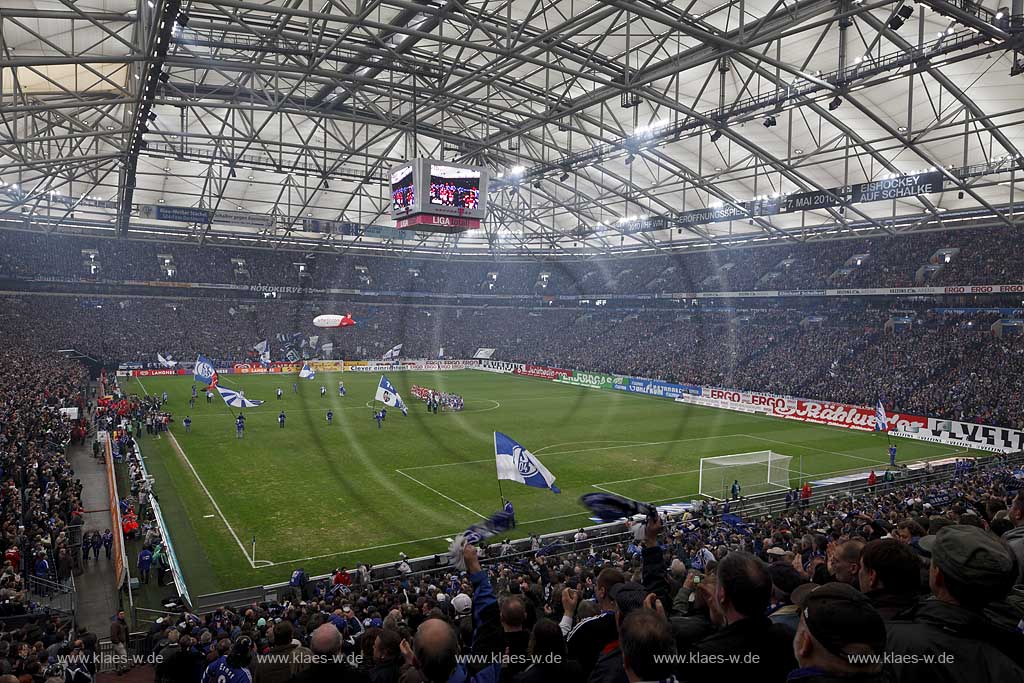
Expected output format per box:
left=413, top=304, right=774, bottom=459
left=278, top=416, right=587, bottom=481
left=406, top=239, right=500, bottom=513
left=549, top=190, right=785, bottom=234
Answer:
left=129, top=370, right=965, bottom=596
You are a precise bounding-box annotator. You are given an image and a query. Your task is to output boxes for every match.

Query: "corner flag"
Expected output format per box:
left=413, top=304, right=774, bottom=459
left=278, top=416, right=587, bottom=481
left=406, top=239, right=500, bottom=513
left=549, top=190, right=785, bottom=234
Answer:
left=874, top=399, right=889, bottom=432
left=375, top=375, right=408, bottom=415
left=495, top=432, right=561, bottom=494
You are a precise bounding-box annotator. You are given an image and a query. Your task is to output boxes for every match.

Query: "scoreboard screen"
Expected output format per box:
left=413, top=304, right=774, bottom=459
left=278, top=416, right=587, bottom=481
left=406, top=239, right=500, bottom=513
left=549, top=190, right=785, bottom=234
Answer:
left=389, top=159, right=489, bottom=222
left=428, top=164, right=482, bottom=212
left=390, top=165, right=415, bottom=215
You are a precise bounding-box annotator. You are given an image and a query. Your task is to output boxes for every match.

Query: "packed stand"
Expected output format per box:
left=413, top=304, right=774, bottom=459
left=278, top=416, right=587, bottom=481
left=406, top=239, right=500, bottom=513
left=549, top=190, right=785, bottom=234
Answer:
left=2, top=295, right=1024, bottom=428
left=2, top=225, right=1024, bottom=297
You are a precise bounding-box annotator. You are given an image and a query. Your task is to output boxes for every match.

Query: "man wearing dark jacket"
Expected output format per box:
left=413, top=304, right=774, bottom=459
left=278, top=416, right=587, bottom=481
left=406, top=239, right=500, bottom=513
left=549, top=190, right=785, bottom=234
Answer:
left=156, top=634, right=205, bottom=683
left=287, top=624, right=368, bottom=683
left=255, top=621, right=313, bottom=683
left=566, top=567, right=625, bottom=677
left=886, top=525, right=1024, bottom=683
left=680, top=551, right=797, bottom=682
left=588, top=581, right=648, bottom=683
left=857, top=539, right=921, bottom=620
left=1002, top=491, right=1024, bottom=582
left=787, top=583, right=889, bottom=683
left=621, top=609, right=677, bottom=683
left=499, top=597, right=529, bottom=683
left=370, top=629, right=403, bottom=683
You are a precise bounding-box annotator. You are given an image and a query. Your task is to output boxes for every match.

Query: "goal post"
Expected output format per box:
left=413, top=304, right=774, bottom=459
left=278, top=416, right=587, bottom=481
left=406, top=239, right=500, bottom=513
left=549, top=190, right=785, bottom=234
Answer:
left=698, top=451, right=794, bottom=500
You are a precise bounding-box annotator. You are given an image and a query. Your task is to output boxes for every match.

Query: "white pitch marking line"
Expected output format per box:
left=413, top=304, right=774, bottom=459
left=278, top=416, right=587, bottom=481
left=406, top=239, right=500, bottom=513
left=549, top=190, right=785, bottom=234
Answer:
left=534, top=440, right=650, bottom=453
left=400, top=434, right=737, bottom=472
left=742, top=434, right=888, bottom=466
left=166, top=429, right=256, bottom=569
left=593, top=465, right=702, bottom=487
left=254, top=532, right=459, bottom=567
left=395, top=469, right=487, bottom=520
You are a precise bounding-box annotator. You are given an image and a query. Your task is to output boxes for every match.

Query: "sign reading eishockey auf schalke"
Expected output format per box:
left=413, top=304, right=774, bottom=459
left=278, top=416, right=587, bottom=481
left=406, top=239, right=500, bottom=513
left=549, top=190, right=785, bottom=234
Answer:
left=611, top=376, right=702, bottom=398
left=555, top=371, right=616, bottom=390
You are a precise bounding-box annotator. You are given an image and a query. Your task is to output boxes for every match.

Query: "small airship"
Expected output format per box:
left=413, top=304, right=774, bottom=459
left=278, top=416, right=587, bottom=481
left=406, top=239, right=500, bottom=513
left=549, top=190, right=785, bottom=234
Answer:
left=313, top=314, right=356, bottom=328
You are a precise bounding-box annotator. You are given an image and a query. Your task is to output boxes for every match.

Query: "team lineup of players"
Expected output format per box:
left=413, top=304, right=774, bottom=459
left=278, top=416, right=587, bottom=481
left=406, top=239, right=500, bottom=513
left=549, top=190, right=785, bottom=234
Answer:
left=188, top=378, right=464, bottom=437
left=428, top=180, right=479, bottom=210
left=392, top=177, right=481, bottom=211
left=391, top=185, right=414, bottom=211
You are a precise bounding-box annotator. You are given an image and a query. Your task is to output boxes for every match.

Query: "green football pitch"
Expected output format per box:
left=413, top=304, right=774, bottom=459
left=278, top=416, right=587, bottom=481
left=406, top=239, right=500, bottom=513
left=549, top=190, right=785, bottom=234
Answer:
left=128, top=370, right=965, bottom=595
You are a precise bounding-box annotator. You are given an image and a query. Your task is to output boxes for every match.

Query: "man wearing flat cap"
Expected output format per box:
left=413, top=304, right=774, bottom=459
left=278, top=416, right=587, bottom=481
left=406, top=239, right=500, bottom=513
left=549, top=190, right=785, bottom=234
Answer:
left=788, top=582, right=888, bottom=683
left=886, top=524, right=1024, bottom=683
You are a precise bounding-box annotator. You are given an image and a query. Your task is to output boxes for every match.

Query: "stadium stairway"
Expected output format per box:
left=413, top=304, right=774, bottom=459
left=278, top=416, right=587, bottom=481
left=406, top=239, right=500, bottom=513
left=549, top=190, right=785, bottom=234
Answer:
left=69, top=436, right=122, bottom=635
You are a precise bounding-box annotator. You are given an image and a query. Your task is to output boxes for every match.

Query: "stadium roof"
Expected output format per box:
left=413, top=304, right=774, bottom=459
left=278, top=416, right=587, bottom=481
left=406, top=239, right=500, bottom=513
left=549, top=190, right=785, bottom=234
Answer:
left=0, top=0, right=1022, bottom=258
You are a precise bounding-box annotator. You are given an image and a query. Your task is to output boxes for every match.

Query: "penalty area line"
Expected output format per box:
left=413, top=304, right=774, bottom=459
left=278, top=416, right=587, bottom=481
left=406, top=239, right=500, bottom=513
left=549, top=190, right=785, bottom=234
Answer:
left=395, top=469, right=487, bottom=520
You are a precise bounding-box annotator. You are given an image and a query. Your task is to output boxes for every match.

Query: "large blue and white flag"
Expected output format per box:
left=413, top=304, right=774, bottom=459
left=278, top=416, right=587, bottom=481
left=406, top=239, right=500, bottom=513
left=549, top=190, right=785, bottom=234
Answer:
left=874, top=399, right=889, bottom=432
left=194, top=355, right=218, bottom=387
left=216, top=386, right=263, bottom=408
left=299, top=363, right=316, bottom=380
left=382, top=344, right=403, bottom=361
left=494, top=432, right=561, bottom=494
left=375, top=375, right=408, bottom=415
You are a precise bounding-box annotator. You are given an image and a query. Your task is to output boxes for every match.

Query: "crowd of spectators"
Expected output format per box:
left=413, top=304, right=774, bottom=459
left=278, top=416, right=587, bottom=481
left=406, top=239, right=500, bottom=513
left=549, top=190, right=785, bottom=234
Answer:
left=2, top=295, right=1024, bottom=428
left=121, top=457, right=1024, bottom=682
left=0, top=350, right=104, bottom=681
left=0, top=350, right=89, bottom=593
left=1, top=225, right=1023, bottom=296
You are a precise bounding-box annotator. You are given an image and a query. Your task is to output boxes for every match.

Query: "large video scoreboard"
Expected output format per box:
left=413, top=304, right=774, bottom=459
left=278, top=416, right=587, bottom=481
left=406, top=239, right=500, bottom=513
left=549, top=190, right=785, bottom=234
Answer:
left=390, top=159, right=489, bottom=233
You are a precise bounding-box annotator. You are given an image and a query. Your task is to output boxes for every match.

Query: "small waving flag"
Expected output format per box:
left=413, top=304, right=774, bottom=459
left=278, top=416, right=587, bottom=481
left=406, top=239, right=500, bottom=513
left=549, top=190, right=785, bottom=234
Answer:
left=383, top=343, right=403, bottom=361
left=495, top=432, right=560, bottom=494
left=216, top=386, right=263, bottom=408
left=874, top=399, right=889, bottom=432
left=299, top=363, right=316, bottom=380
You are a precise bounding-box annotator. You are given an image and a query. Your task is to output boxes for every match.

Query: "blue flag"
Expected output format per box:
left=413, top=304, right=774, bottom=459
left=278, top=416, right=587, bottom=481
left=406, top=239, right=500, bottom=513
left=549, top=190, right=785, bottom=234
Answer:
left=874, top=399, right=889, bottom=432
left=194, top=355, right=218, bottom=387
left=494, top=432, right=560, bottom=494
left=375, top=375, right=408, bottom=415
left=299, top=363, right=315, bottom=380
left=580, top=492, right=653, bottom=522
left=216, top=386, right=263, bottom=408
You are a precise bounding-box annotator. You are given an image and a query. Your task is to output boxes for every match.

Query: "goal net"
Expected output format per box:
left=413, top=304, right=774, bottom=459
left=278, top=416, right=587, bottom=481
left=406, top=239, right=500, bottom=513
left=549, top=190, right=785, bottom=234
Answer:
left=699, top=451, right=793, bottom=500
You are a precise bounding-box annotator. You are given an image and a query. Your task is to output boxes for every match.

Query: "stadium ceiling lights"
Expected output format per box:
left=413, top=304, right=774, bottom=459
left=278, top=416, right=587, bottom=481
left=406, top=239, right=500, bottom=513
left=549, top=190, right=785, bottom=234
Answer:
left=888, top=4, right=914, bottom=30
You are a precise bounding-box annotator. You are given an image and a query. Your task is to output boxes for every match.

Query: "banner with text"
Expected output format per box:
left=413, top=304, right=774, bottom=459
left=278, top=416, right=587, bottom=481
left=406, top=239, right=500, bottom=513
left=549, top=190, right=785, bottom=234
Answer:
left=475, top=360, right=526, bottom=374
left=611, top=377, right=702, bottom=399
left=514, top=365, right=573, bottom=380
left=554, top=371, right=617, bottom=390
